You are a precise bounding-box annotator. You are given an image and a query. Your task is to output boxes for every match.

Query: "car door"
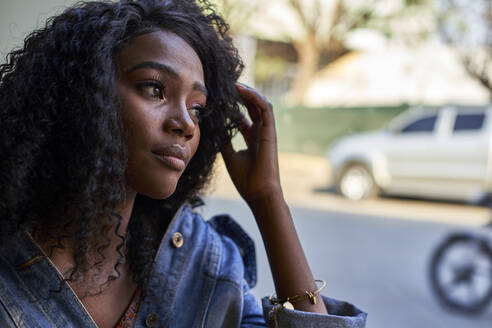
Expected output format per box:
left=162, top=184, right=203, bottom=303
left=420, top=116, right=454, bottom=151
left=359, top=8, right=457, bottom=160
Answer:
left=427, top=109, right=490, bottom=201
left=383, top=110, right=447, bottom=198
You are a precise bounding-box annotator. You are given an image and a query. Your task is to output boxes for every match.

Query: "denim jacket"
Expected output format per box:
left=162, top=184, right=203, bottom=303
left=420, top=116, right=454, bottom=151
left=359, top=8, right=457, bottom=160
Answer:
left=0, top=204, right=367, bottom=327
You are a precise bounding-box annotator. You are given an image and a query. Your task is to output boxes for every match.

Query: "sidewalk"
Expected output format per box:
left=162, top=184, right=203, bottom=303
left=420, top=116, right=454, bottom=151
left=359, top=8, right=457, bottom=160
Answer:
left=206, top=152, right=490, bottom=226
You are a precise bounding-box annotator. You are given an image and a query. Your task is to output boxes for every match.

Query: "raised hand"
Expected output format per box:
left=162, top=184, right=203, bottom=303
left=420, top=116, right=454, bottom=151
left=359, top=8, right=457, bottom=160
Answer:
left=221, top=83, right=282, bottom=207
left=221, top=83, right=328, bottom=315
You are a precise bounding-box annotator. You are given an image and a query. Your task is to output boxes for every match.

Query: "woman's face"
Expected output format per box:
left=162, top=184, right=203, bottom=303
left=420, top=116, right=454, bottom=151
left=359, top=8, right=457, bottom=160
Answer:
left=115, top=30, right=206, bottom=199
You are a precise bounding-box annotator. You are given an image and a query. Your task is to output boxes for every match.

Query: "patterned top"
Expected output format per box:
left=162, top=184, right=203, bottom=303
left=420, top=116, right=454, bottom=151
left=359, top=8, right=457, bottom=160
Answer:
left=115, top=287, right=142, bottom=328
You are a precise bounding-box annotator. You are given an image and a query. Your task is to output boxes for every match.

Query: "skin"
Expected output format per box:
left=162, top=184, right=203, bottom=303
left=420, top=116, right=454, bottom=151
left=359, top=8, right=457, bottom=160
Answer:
left=50, top=30, right=207, bottom=328
left=48, top=29, right=326, bottom=328
left=223, top=84, right=328, bottom=314
left=116, top=31, right=206, bottom=201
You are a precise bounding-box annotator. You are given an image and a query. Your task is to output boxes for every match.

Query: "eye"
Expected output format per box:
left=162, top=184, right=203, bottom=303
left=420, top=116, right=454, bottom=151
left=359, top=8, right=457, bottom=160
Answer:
left=189, top=105, right=205, bottom=120
left=137, top=82, right=164, bottom=100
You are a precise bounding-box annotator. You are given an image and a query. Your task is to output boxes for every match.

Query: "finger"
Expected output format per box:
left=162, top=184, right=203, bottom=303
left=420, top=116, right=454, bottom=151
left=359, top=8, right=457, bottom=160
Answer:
left=235, top=83, right=275, bottom=129
left=237, top=113, right=255, bottom=148
left=221, top=140, right=235, bottom=160
left=234, top=86, right=278, bottom=175
left=220, top=141, right=243, bottom=179
left=235, top=83, right=263, bottom=124
left=235, top=83, right=276, bottom=145
left=238, top=112, right=252, bottom=134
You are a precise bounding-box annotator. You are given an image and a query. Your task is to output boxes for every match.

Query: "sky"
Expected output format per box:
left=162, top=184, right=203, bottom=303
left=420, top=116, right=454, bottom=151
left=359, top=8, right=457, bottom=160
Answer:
left=438, top=0, right=490, bottom=47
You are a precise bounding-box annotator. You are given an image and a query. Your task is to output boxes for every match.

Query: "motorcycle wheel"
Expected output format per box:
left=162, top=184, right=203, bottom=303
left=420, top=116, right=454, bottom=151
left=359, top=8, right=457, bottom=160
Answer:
left=429, top=233, right=492, bottom=314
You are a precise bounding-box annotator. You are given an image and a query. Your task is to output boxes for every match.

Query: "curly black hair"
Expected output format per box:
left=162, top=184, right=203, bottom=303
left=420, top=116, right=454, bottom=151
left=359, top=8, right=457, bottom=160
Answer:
left=0, top=0, right=243, bottom=295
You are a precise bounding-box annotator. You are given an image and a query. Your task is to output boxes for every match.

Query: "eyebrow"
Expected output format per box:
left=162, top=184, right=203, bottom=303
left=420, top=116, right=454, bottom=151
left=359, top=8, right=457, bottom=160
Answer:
left=125, top=61, right=208, bottom=97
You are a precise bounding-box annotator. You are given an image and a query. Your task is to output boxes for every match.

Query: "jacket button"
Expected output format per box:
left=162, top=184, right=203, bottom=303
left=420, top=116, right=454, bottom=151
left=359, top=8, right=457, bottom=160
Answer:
left=172, top=232, right=184, bottom=248
left=145, top=313, right=159, bottom=327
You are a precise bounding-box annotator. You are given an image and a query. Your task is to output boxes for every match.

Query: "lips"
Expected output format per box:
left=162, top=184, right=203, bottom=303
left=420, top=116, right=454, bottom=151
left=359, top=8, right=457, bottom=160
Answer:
left=151, top=144, right=189, bottom=171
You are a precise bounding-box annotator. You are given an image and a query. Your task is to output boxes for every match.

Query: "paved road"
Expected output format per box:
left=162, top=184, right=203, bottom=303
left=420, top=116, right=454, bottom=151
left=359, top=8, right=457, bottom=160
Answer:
left=199, top=197, right=492, bottom=328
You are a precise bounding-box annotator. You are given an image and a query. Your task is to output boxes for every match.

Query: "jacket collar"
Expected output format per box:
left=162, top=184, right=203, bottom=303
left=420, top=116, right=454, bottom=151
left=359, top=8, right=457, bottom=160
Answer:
left=0, top=203, right=193, bottom=328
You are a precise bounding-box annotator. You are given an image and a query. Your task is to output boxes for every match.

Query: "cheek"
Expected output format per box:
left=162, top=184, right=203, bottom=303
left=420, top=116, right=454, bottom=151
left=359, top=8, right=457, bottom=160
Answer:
left=125, top=118, right=151, bottom=150
left=121, top=102, right=158, bottom=150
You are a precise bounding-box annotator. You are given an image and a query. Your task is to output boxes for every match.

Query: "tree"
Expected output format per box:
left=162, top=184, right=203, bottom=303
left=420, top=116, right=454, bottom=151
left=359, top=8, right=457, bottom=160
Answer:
left=439, top=0, right=492, bottom=99
left=211, top=0, right=262, bottom=86
left=250, top=0, right=434, bottom=104
left=213, top=0, right=435, bottom=104
left=211, top=0, right=259, bottom=35
left=286, top=0, right=345, bottom=104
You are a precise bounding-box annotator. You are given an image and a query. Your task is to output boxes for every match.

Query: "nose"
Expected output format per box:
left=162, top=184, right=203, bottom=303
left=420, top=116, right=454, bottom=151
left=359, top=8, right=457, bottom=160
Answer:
left=163, top=101, right=197, bottom=141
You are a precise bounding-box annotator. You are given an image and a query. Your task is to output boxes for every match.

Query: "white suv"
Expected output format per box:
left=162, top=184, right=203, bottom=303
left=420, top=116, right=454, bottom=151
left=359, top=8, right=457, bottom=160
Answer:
left=328, top=105, right=492, bottom=202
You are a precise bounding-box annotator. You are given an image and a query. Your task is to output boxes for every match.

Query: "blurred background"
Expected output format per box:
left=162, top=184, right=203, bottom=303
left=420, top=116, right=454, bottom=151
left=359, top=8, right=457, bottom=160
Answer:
left=1, top=0, right=491, bottom=327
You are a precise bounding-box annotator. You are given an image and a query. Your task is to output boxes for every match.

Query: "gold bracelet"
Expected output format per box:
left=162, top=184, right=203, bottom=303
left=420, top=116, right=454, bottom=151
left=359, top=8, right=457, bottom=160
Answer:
left=269, top=279, right=326, bottom=310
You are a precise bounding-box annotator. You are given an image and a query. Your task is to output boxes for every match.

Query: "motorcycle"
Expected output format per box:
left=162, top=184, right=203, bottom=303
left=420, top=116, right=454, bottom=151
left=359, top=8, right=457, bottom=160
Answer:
left=429, top=195, right=492, bottom=314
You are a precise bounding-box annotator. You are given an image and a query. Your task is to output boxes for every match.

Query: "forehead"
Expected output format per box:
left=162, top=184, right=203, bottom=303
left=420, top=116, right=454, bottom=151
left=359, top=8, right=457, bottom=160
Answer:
left=115, top=30, right=204, bottom=82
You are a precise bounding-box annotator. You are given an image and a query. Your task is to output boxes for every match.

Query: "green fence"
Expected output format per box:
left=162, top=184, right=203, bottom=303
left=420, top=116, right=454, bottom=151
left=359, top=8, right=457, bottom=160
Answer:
left=272, top=104, right=409, bottom=156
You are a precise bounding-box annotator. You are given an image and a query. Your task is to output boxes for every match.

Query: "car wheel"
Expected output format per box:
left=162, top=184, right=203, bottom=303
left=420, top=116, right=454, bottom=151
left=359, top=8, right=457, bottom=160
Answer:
left=429, top=234, right=492, bottom=314
left=338, top=164, right=378, bottom=200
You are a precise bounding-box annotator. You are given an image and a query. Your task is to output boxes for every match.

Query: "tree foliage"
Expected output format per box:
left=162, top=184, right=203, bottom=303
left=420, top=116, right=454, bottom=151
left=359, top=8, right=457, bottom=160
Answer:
left=213, top=0, right=436, bottom=104
left=211, top=0, right=259, bottom=34
left=438, top=0, right=492, bottom=98
left=277, top=0, right=435, bottom=103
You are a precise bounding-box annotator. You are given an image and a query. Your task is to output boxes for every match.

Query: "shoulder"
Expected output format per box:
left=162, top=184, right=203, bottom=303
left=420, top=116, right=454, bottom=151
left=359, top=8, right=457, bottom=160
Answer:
left=206, top=214, right=257, bottom=289
left=0, top=233, right=57, bottom=328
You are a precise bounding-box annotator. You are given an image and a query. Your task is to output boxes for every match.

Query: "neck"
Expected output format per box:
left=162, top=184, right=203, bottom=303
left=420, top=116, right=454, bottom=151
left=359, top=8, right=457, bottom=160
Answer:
left=113, top=189, right=137, bottom=237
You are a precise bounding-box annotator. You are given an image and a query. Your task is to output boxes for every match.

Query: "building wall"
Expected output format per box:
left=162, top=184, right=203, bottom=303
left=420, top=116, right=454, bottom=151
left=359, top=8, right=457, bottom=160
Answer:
left=0, top=0, right=84, bottom=59
left=306, top=41, right=490, bottom=106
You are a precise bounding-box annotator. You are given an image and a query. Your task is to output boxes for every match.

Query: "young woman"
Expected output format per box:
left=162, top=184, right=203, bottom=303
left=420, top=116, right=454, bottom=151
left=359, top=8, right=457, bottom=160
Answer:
left=0, top=0, right=366, bottom=327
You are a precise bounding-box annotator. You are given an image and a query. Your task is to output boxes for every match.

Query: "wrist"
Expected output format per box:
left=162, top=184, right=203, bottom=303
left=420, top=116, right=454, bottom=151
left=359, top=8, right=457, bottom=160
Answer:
left=245, top=183, right=282, bottom=202
left=246, top=188, right=287, bottom=217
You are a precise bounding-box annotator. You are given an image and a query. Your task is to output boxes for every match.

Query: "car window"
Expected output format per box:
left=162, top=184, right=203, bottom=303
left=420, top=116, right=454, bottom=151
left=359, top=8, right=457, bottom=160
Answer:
left=453, top=113, right=485, bottom=132
left=400, top=115, right=437, bottom=133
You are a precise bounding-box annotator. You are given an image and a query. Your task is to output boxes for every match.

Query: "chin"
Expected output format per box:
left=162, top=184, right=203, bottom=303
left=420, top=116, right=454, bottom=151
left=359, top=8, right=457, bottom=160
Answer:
left=146, top=183, right=178, bottom=200
left=131, top=176, right=179, bottom=200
